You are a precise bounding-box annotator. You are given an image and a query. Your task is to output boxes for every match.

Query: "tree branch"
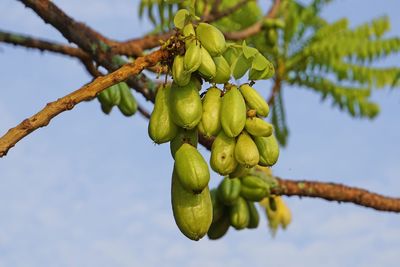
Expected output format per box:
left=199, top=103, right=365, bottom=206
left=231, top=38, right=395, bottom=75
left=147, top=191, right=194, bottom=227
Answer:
left=0, top=49, right=169, bottom=157
left=224, top=0, right=281, bottom=40
left=273, top=178, right=400, bottom=213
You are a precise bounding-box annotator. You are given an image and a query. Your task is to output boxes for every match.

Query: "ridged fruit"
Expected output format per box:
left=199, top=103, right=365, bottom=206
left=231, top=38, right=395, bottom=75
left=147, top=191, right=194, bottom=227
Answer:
left=172, top=55, right=191, bottom=86
left=229, top=197, right=249, bottom=230
left=148, top=85, right=178, bottom=144
left=198, top=46, right=216, bottom=79
left=184, top=41, right=202, bottom=73
left=247, top=201, right=260, bottom=229
left=199, top=87, right=222, bottom=137
left=211, top=56, right=231, bottom=84
left=117, top=82, right=137, bottom=116
left=220, top=86, right=246, bottom=137
left=174, top=143, right=210, bottom=193
left=245, top=117, right=273, bottom=137
left=240, top=175, right=270, bottom=201
left=239, top=84, right=269, bottom=117
left=171, top=168, right=212, bottom=241
left=207, top=214, right=230, bottom=240
left=234, top=132, right=259, bottom=168
left=217, top=177, right=241, bottom=205
left=254, top=135, right=280, bottom=167
left=196, top=22, right=226, bottom=56
left=170, top=80, right=202, bottom=129
left=170, top=127, right=198, bottom=159
left=210, top=188, right=225, bottom=223
left=210, top=131, right=238, bottom=175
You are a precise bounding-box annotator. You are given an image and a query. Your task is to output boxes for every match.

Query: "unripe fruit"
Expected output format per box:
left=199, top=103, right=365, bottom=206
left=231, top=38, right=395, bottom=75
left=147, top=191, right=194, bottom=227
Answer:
left=229, top=197, right=250, bottom=230
left=198, top=46, right=216, bottom=79
left=170, top=80, right=202, bottom=129
left=196, top=22, right=226, bottom=56
left=148, top=85, right=178, bottom=144
left=182, top=23, right=196, bottom=46
left=117, top=82, right=137, bottom=116
left=245, top=117, right=273, bottom=137
left=240, top=175, right=270, bottom=201
left=184, top=41, right=202, bottom=73
left=207, top=214, right=230, bottom=240
left=175, top=143, right=210, bottom=193
left=211, top=55, right=231, bottom=84
left=247, top=201, right=260, bottom=229
left=170, top=127, right=198, bottom=159
left=199, top=87, right=222, bottom=137
left=235, top=132, right=259, bottom=168
left=210, top=188, right=225, bottom=223
left=210, top=131, right=238, bottom=175
left=254, top=135, right=280, bottom=167
left=171, top=169, right=212, bottom=241
left=217, top=177, right=241, bottom=205
left=172, top=55, right=191, bottom=86
left=239, top=84, right=269, bottom=117
left=221, top=86, right=246, bottom=137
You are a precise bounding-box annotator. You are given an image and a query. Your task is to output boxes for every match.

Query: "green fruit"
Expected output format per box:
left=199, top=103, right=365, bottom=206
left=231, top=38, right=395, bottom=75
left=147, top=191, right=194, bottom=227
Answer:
left=198, top=46, right=216, bottom=79
left=117, top=82, right=137, bottom=116
left=182, top=23, right=196, bottom=46
left=245, top=117, right=273, bottom=137
left=228, top=164, right=249, bottom=178
left=210, top=131, right=238, bottom=175
left=240, top=175, right=270, bottom=201
left=211, top=56, right=231, bottom=84
left=235, top=132, right=259, bottom=168
left=207, top=214, right=230, bottom=240
left=171, top=168, right=212, bottom=241
left=184, top=41, right=202, bottom=73
left=220, top=86, right=246, bottom=137
left=170, top=80, right=202, bottom=129
left=239, top=84, right=269, bottom=117
left=199, top=87, right=222, bottom=137
left=172, top=55, right=191, bottom=86
left=100, top=103, right=113, bottom=114
left=229, top=197, right=249, bottom=230
left=175, top=143, right=210, bottom=193
left=217, top=177, right=241, bottom=205
left=210, top=188, right=225, bottom=223
left=196, top=22, right=226, bottom=56
left=148, top=85, right=178, bottom=144
left=108, top=84, right=121, bottom=106
left=254, top=135, right=280, bottom=167
left=247, top=201, right=260, bottom=229
left=170, top=127, right=198, bottom=159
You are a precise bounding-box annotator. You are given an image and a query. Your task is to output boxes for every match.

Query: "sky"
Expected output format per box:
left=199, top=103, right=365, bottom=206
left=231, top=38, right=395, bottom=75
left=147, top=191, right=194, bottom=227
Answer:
left=0, top=0, right=399, bottom=266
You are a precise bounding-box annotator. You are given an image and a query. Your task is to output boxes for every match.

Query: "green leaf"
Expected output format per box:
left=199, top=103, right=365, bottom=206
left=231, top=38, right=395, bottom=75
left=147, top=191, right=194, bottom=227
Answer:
left=242, top=46, right=259, bottom=59
left=252, top=53, right=271, bottom=71
left=173, top=9, right=189, bottom=29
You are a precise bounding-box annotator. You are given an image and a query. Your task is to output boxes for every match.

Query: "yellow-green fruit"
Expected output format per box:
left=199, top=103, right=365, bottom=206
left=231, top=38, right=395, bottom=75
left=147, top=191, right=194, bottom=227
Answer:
left=254, top=135, right=280, bottom=166
left=235, top=132, right=259, bottom=168
left=183, top=23, right=196, bottom=46
left=240, top=175, right=269, bottom=201
left=239, top=84, right=269, bottom=117
left=171, top=169, right=212, bottom=241
left=207, top=214, right=230, bottom=240
left=198, top=46, right=216, bottom=79
left=228, top=164, right=248, bottom=178
left=170, top=127, right=198, bottom=159
left=220, top=86, right=246, bottom=137
left=148, top=85, right=178, bottom=144
left=117, top=82, right=137, bottom=116
left=196, top=22, right=226, bottom=56
left=245, top=117, right=273, bottom=137
left=211, top=56, right=231, bottom=84
left=229, top=197, right=249, bottom=230
left=210, top=131, right=238, bottom=175
left=217, top=177, right=241, bottom=205
left=247, top=201, right=260, bottom=229
left=199, top=87, right=222, bottom=137
left=172, top=55, right=191, bottom=86
left=170, top=81, right=202, bottom=129
left=175, top=143, right=210, bottom=193
left=210, top=188, right=225, bottom=223
left=184, top=41, right=202, bottom=73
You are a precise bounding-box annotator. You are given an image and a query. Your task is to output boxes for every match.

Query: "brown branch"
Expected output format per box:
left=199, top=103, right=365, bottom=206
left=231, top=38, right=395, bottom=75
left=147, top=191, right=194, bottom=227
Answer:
left=224, top=0, right=281, bottom=40
left=0, top=49, right=169, bottom=157
left=137, top=104, right=151, bottom=119
left=273, top=178, right=400, bottom=213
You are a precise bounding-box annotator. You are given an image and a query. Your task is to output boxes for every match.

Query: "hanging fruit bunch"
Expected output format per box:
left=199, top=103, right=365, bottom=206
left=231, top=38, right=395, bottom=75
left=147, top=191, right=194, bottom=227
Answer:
left=148, top=9, right=289, bottom=241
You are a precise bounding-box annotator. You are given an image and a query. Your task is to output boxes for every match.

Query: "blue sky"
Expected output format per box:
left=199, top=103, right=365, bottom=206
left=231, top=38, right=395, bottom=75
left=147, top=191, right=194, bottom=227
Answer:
left=0, top=0, right=399, bottom=266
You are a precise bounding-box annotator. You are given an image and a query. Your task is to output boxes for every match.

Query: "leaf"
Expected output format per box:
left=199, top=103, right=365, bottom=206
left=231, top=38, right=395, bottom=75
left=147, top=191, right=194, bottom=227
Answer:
left=173, top=9, right=189, bottom=29
left=231, top=53, right=252, bottom=79
left=242, top=46, right=259, bottom=59
left=252, top=53, right=271, bottom=71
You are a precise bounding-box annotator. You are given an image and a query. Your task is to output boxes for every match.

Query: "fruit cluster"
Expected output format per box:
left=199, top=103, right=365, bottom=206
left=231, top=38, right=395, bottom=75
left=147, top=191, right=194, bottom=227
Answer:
left=97, top=82, right=138, bottom=116
left=148, top=10, right=283, bottom=241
